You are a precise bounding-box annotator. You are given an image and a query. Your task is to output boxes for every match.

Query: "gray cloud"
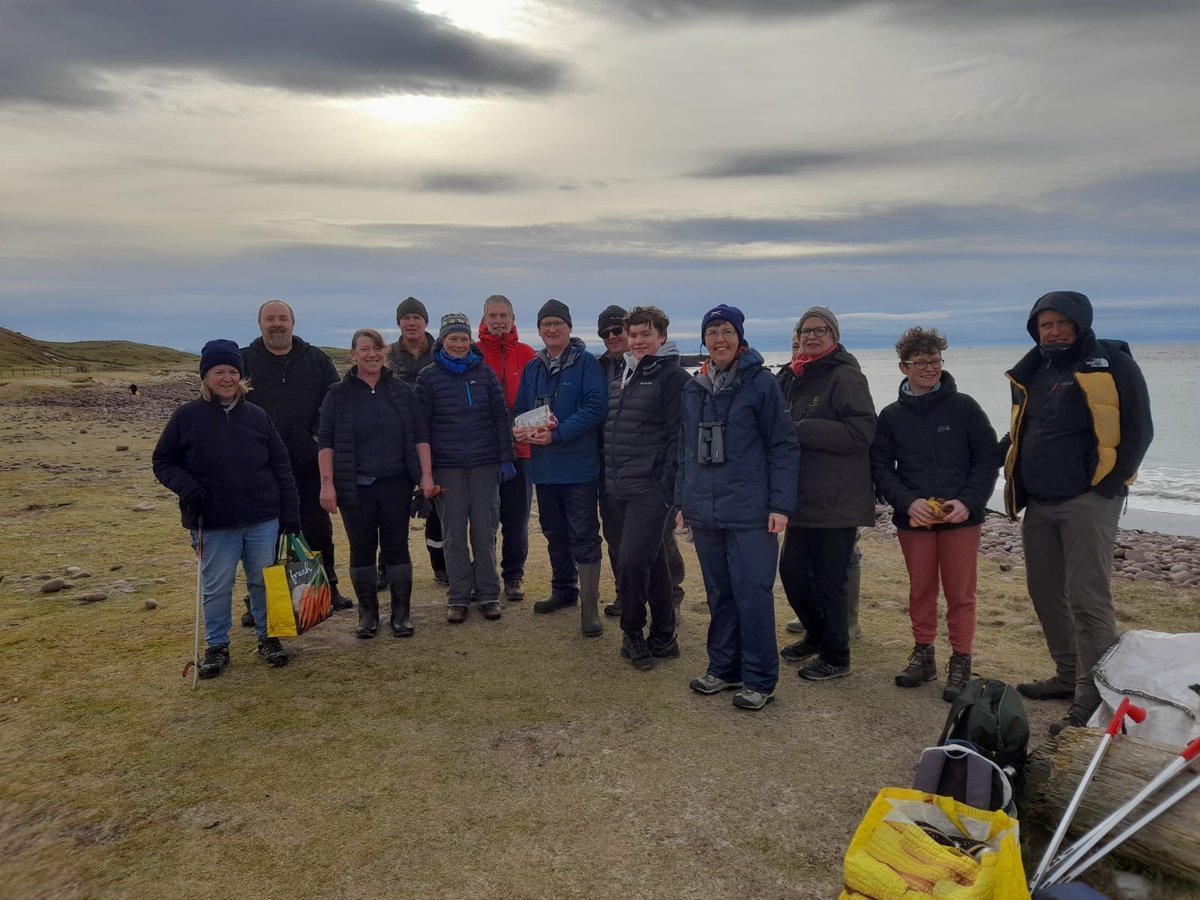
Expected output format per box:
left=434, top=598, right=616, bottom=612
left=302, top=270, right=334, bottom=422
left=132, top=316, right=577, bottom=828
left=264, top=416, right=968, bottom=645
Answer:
left=0, top=0, right=563, bottom=109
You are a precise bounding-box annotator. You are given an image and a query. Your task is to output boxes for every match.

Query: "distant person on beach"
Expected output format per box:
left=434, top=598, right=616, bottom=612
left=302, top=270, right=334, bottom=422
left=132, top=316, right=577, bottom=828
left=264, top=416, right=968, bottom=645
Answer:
left=871, top=327, right=999, bottom=702
left=318, top=329, right=431, bottom=639
left=387, top=296, right=447, bottom=587
left=153, top=339, right=298, bottom=676
left=416, top=313, right=515, bottom=624
left=676, top=305, right=798, bottom=711
left=514, top=299, right=607, bottom=634
left=240, top=300, right=351, bottom=629
left=476, top=295, right=536, bottom=602
left=1001, top=290, right=1153, bottom=735
left=603, top=305, right=690, bottom=671
left=776, top=307, right=876, bottom=683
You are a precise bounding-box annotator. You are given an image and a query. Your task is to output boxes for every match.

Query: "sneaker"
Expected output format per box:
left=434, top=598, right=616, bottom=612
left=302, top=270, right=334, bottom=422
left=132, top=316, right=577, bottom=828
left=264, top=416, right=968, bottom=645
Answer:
left=603, top=600, right=622, bottom=617
left=480, top=602, right=502, bottom=620
left=446, top=606, right=467, bottom=624
left=240, top=595, right=254, bottom=628
left=732, top=688, right=776, bottom=711
left=799, top=660, right=850, bottom=681
left=433, top=569, right=450, bottom=586
left=533, top=594, right=576, bottom=614
left=690, top=674, right=744, bottom=695
left=649, top=634, right=680, bottom=659
left=504, top=579, right=525, bottom=601
left=256, top=638, right=289, bottom=668
left=1049, top=702, right=1095, bottom=736
left=329, top=587, right=354, bottom=611
left=198, top=645, right=230, bottom=679
left=1018, top=676, right=1075, bottom=701
left=620, top=633, right=654, bottom=671
left=780, top=638, right=820, bottom=663
left=894, top=644, right=937, bottom=688
left=942, top=652, right=973, bottom=702
left=785, top=618, right=805, bottom=634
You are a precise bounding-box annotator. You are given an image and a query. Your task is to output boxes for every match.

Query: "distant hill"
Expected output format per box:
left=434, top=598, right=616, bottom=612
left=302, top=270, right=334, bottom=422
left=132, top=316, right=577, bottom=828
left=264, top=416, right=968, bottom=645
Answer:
left=0, top=327, right=197, bottom=371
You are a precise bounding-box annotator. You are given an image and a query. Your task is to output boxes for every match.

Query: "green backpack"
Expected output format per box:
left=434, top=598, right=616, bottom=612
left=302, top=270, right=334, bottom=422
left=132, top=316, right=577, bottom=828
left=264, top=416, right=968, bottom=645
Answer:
left=938, top=677, right=1030, bottom=774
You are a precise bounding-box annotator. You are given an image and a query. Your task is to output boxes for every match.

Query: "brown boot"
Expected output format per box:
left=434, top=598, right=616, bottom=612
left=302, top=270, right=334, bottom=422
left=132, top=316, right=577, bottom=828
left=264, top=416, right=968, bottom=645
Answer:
left=942, top=652, right=972, bottom=702
left=894, top=644, right=936, bottom=687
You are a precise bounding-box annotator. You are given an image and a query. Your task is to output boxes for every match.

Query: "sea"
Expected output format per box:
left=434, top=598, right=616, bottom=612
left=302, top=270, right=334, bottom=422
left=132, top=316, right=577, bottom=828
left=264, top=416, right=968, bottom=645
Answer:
left=751, top=343, right=1200, bottom=538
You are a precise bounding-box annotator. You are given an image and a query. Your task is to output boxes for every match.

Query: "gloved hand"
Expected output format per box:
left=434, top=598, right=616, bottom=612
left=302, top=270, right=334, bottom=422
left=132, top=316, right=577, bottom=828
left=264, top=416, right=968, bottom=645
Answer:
left=280, top=520, right=301, bottom=535
left=181, top=484, right=206, bottom=512
left=499, top=462, right=517, bottom=483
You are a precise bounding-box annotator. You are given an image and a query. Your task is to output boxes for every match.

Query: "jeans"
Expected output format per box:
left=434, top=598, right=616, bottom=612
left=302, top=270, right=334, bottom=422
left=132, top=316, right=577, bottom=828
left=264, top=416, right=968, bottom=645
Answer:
left=191, top=518, right=278, bottom=646
left=498, top=459, right=533, bottom=583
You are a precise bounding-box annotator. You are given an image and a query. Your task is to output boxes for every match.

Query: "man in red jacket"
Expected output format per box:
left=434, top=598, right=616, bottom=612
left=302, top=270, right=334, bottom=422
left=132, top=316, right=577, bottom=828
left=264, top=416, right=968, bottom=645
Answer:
left=477, top=294, right=537, bottom=600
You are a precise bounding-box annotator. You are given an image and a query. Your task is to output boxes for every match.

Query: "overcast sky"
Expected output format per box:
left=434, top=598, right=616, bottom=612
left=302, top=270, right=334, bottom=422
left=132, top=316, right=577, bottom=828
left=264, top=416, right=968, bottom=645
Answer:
left=1, top=0, right=1197, bottom=352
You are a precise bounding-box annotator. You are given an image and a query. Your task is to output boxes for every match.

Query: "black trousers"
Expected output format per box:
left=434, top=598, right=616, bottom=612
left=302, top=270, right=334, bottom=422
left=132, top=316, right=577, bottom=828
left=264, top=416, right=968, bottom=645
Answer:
left=340, top=475, right=413, bottom=568
left=295, top=468, right=338, bottom=587
left=609, top=493, right=675, bottom=641
left=778, top=526, right=857, bottom=667
left=537, top=481, right=602, bottom=600
left=498, top=459, right=532, bottom=583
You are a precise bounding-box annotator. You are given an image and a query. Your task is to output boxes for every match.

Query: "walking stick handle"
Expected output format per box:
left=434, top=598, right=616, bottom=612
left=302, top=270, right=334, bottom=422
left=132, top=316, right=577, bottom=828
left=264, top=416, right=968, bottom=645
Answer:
left=1105, top=698, right=1147, bottom=735
left=1182, top=735, right=1200, bottom=762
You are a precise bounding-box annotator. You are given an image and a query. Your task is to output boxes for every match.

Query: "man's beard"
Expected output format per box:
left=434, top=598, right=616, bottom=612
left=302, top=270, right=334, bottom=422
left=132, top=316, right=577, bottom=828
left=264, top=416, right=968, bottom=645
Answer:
left=264, top=330, right=290, bottom=351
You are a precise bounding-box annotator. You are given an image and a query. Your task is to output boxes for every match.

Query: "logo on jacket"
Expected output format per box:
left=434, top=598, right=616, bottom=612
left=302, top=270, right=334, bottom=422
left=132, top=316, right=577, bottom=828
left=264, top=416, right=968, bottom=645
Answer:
left=808, top=395, right=821, bottom=407
left=937, top=424, right=952, bottom=433
left=1083, top=357, right=1110, bottom=369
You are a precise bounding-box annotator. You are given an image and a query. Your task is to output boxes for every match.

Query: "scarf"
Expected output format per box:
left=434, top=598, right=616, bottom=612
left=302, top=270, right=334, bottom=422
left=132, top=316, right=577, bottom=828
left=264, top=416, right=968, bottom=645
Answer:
left=435, top=347, right=479, bottom=374
left=789, top=343, right=836, bottom=378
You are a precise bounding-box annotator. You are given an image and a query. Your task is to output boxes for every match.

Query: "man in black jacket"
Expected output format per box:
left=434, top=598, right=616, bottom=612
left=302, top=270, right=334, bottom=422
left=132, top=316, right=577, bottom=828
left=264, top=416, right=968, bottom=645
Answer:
left=1002, top=290, right=1153, bottom=735
left=241, top=300, right=351, bottom=616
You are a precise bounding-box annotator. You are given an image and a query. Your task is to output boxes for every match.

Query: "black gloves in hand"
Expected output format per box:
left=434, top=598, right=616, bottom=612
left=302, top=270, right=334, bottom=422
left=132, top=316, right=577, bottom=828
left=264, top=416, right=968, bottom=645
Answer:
left=181, top=484, right=207, bottom=512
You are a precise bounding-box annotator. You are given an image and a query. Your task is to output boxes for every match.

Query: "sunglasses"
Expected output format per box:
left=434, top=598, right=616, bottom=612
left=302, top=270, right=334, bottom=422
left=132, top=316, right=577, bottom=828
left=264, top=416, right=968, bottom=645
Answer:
left=599, top=327, right=624, bottom=339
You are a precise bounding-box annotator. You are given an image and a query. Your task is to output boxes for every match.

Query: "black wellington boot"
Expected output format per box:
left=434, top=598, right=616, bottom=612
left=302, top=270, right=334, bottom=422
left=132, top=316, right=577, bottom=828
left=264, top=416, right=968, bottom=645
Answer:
left=349, top=565, right=380, bottom=639
left=387, top=563, right=414, bottom=637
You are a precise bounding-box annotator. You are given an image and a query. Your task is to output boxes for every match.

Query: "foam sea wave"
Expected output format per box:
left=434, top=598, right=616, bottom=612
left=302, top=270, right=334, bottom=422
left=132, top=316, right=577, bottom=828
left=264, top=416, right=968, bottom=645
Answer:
left=1129, top=466, right=1200, bottom=517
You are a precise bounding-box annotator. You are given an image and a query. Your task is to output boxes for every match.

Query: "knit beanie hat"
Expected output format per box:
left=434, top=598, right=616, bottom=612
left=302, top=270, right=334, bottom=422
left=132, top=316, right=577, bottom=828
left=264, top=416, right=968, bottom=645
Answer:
left=199, top=339, right=243, bottom=379
left=438, top=312, right=472, bottom=341
left=396, top=296, right=429, bottom=325
left=596, top=304, right=627, bottom=334
left=700, top=304, right=746, bottom=344
left=537, top=298, right=572, bottom=328
left=796, top=306, right=840, bottom=343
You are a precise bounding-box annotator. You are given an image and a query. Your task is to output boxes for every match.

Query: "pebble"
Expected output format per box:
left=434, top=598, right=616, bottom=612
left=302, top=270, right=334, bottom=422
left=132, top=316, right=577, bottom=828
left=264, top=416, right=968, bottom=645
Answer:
left=115, top=445, right=129, bottom=451
left=78, top=592, right=107, bottom=603
left=131, top=502, right=156, bottom=512
left=154, top=577, right=167, bottom=584
left=144, top=599, right=158, bottom=610
left=110, top=564, right=123, bottom=571
left=40, top=578, right=67, bottom=593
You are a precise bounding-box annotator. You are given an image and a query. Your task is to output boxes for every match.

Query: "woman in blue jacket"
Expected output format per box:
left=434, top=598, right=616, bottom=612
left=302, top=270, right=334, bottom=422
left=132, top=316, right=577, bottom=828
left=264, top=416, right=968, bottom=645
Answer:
left=676, top=306, right=799, bottom=711
left=153, top=340, right=300, bottom=678
left=416, top=313, right=516, bottom=623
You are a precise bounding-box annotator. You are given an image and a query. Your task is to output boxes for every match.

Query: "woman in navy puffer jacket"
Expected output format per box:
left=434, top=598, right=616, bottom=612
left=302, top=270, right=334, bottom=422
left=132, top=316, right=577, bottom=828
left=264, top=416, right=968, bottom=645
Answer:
left=676, top=306, right=799, bottom=711
left=416, top=313, right=516, bottom=623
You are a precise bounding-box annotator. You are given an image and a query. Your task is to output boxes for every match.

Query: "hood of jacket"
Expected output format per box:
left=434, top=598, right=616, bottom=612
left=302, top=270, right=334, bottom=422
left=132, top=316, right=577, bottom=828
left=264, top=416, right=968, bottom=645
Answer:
left=897, top=369, right=958, bottom=405
left=476, top=321, right=526, bottom=350
left=535, top=335, right=588, bottom=368
left=695, top=347, right=764, bottom=393
left=1026, top=290, right=1095, bottom=344
left=622, top=339, right=680, bottom=376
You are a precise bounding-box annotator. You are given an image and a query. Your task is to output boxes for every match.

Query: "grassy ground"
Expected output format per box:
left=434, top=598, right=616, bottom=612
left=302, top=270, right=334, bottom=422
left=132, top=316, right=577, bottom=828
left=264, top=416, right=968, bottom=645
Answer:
left=2, top=372, right=1198, bottom=899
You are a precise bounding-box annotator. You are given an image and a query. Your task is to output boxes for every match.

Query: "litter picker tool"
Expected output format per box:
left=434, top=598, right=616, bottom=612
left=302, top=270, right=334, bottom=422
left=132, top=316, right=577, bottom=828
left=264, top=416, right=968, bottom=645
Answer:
left=182, top=515, right=203, bottom=688
left=1029, top=698, right=1146, bottom=890
left=1042, top=734, right=1200, bottom=886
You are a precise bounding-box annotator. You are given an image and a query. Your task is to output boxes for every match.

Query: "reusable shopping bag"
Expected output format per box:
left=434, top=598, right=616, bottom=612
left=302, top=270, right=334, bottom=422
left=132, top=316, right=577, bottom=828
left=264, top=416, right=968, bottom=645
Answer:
left=840, top=786, right=1030, bottom=900
left=264, top=534, right=332, bottom=637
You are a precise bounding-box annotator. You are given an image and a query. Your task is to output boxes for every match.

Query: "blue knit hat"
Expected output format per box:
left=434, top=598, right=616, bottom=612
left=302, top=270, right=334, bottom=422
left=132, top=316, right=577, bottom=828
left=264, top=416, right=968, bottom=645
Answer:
left=700, top=304, right=746, bottom=346
left=199, top=339, right=243, bottom=378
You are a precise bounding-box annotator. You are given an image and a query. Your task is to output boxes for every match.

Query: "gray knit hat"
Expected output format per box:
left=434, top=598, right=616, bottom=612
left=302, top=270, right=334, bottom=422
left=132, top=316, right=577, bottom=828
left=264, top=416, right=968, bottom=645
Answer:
left=796, top=306, right=840, bottom=343
left=396, top=296, right=429, bottom=324
left=438, top=312, right=472, bottom=341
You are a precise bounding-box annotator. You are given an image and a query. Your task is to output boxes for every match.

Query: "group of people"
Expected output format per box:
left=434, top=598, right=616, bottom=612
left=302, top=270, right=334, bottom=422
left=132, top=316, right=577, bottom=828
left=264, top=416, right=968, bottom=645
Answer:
left=152, top=290, right=1153, bottom=730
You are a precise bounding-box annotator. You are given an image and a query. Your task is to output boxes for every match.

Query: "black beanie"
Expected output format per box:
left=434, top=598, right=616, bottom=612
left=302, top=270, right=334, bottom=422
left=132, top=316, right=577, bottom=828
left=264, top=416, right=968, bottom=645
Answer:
left=537, top=299, right=572, bottom=328
left=396, top=296, right=429, bottom=325
left=597, top=304, right=628, bottom=334
left=199, top=339, right=243, bottom=379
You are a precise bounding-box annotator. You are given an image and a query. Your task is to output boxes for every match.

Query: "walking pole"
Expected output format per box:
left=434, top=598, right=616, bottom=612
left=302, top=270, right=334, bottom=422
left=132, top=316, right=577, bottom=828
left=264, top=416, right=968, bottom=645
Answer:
left=1028, top=698, right=1146, bottom=890
left=189, top=515, right=204, bottom=689
left=1042, top=734, right=1200, bottom=886
left=1056, top=768, right=1200, bottom=884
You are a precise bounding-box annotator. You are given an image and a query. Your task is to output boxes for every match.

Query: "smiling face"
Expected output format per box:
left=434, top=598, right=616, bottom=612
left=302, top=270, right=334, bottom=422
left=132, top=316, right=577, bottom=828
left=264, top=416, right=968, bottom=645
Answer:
left=203, top=364, right=241, bottom=402
left=704, top=321, right=740, bottom=369
left=900, top=353, right=943, bottom=395
left=538, top=316, right=571, bottom=356
left=627, top=321, right=665, bottom=361
left=1037, top=309, right=1078, bottom=346
left=398, top=313, right=427, bottom=343
left=442, top=331, right=472, bottom=357
left=600, top=324, right=628, bottom=356
left=797, top=316, right=836, bottom=356
left=258, top=301, right=294, bottom=354
left=484, top=301, right=513, bottom=337
left=350, top=335, right=385, bottom=377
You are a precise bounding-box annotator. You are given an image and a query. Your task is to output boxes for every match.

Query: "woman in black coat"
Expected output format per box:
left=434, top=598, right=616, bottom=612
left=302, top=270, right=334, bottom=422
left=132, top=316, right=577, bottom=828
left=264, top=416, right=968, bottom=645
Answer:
left=870, top=327, right=999, bottom=701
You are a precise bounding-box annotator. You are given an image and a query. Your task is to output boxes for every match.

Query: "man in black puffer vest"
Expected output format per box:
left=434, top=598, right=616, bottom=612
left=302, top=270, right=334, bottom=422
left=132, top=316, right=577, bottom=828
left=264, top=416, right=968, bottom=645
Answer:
left=603, top=305, right=691, bottom=672
left=241, top=300, right=351, bottom=616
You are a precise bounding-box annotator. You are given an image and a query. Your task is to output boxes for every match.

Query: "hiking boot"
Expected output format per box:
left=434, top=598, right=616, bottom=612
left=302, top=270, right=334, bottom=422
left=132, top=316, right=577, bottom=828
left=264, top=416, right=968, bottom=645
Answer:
left=732, top=688, right=775, bottom=711
left=533, top=594, right=576, bottom=614
left=240, top=595, right=255, bottom=628
left=329, top=586, right=354, bottom=611
left=620, top=633, right=654, bottom=671
left=433, top=569, right=450, bottom=586
left=799, top=660, right=850, bottom=681
left=785, top=618, right=805, bottom=634
left=603, top=599, right=622, bottom=617
left=504, top=579, right=525, bottom=601
left=198, top=644, right=230, bottom=679
left=689, top=674, right=744, bottom=695
left=480, top=602, right=502, bottom=620
left=1018, top=676, right=1074, bottom=701
left=649, top=634, right=680, bottom=659
left=895, top=643, right=936, bottom=688
left=943, top=652, right=973, bottom=702
left=257, top=637, right=289, bottom=668
left=780, top=638, right=820, bottom=663
left=1049, top=702, right=1095, bottom=736
left=446, top=605, right=467, bottom=624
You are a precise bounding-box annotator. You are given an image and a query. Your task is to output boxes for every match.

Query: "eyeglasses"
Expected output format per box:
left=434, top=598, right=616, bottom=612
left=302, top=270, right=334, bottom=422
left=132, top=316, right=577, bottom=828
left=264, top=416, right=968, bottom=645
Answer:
left=903, top=359, right=943, bottom=370
left=705, top=327, right=740, bottom=340
left=798, top=326, right=831, bottom=338
left=599, top=327, right=623, bottom=339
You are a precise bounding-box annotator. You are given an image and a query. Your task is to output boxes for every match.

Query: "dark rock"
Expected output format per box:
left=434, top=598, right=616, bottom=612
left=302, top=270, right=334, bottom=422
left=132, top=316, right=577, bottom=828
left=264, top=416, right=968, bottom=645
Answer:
left=41, top=578, right=67, bottom=593
left=78, top=592, right=108, bottom=603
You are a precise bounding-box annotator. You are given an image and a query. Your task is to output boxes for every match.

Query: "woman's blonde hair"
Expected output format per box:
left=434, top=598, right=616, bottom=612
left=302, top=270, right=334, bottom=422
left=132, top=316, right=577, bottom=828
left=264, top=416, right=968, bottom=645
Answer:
left=200, top=375, right=252, bottom=402
left=351, top=328, right=386, bottom=351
